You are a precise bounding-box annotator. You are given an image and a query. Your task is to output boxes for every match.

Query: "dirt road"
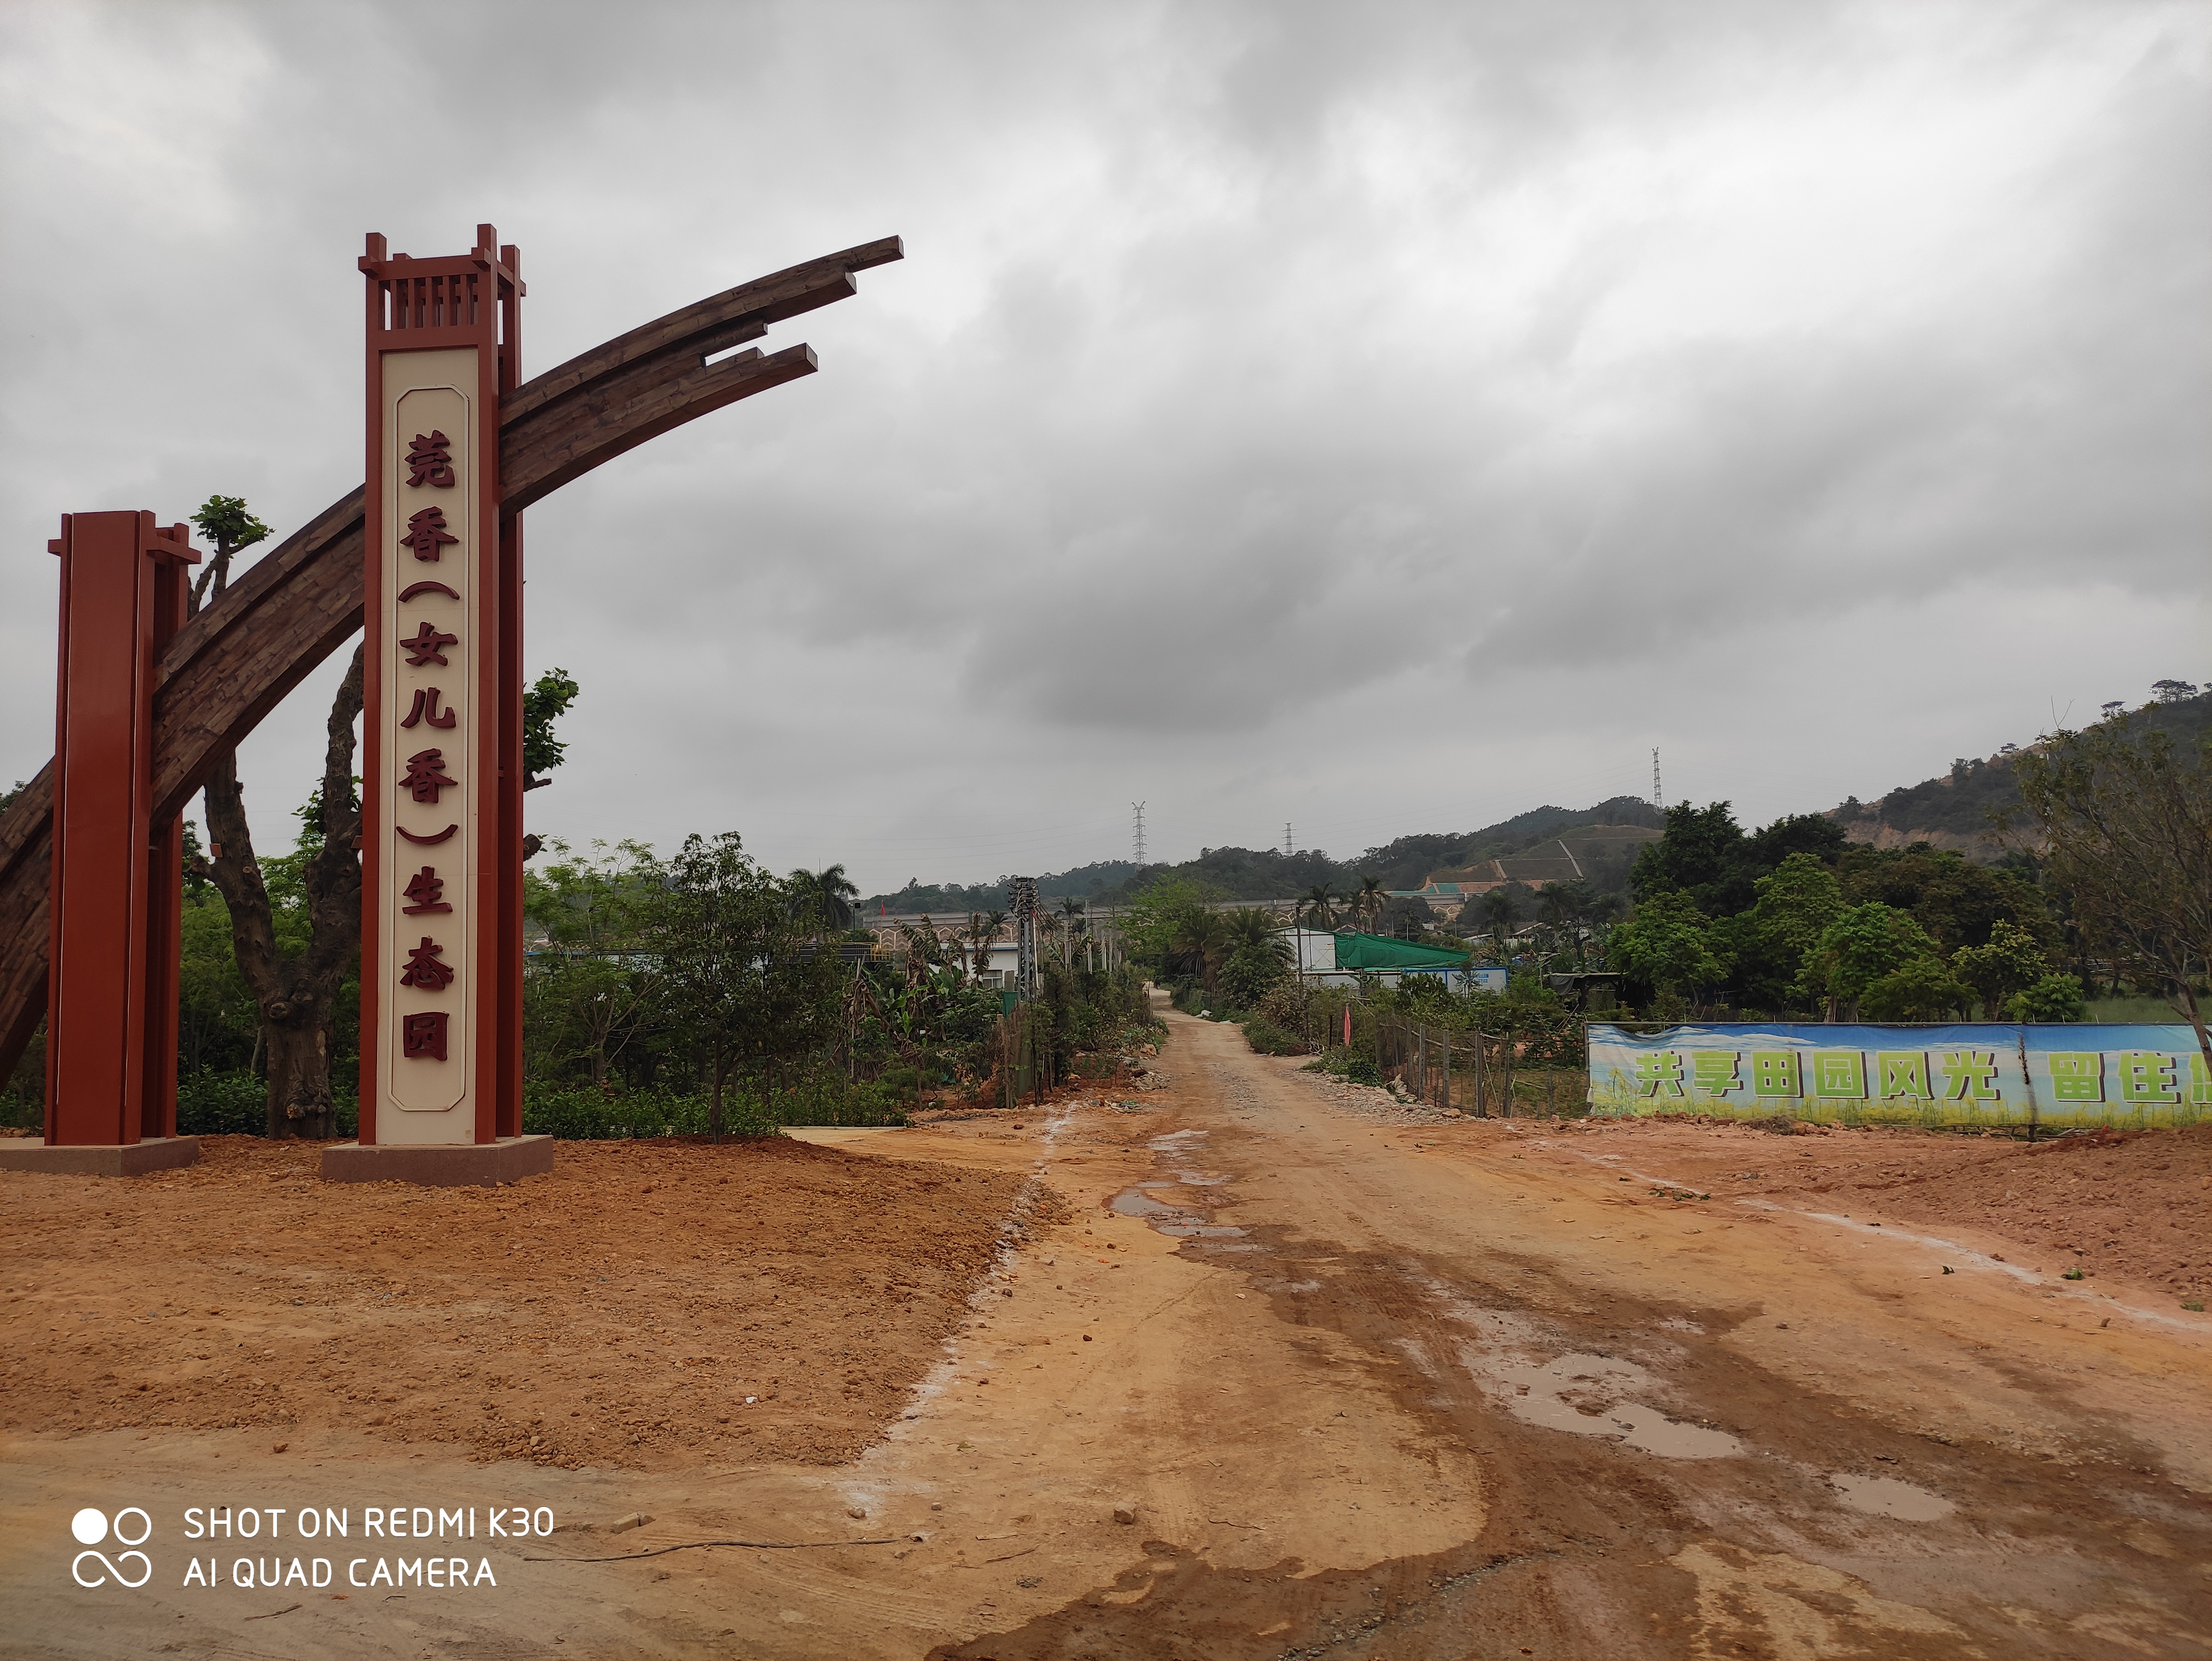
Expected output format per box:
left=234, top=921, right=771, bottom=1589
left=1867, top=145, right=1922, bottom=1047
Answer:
left=6, top=1009, right=2210, bottom=1658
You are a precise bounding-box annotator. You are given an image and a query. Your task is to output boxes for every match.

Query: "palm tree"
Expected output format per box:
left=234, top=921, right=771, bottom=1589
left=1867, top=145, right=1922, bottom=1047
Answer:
left=1170, top=908, right=1234, bottom=996
left=980, top=908, right=1007, bottom=957
left=1225, top=906, right=1294, bottom=968
left=1299, top=884, right=1340, bottom=930
left=1479, top=888, right=1520, bottom=956
left=790, top=864, right=860, bottom=939
left=1354, top=875, right=1385, bottom=930
left=1059, top=895, right=1087, bottom=964
left=950, top=910, right=984, bottom=981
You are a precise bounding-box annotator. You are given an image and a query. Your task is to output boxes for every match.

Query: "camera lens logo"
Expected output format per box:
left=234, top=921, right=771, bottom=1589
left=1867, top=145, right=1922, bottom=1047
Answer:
left=71, top=1507, right=152, bottom=1588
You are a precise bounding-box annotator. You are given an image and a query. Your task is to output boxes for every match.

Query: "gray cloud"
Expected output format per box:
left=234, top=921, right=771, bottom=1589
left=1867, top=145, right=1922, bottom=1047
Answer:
left=0, top=0, right=2204, bottom=892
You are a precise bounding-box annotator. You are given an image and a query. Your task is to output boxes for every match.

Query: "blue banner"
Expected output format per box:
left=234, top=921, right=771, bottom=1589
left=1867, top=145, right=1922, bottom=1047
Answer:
left=1587, top=1022, right=2211, bottom=1129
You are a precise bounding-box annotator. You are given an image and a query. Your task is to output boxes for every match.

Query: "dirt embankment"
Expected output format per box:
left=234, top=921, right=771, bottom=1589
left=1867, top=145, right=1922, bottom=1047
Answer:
left=2, top=1134, right=1031, bottom=1470
left=1454, top=1113, right=2212, bottom=1304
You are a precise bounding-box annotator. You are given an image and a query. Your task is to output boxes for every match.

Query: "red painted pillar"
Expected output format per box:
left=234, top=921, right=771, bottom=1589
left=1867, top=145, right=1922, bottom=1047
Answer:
left=44, top=512, right=200, bottom=1146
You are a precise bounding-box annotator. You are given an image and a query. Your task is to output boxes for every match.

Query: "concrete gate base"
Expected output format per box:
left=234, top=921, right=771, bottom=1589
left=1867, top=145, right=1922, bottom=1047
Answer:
left=320, top=1135, right=554, bottom=1187
left=0, top=1136, right=200, bottom=1177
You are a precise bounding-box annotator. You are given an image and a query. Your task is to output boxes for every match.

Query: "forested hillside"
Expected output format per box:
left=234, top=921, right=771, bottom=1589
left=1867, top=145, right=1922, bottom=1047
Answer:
left=1830, top=686, right=2209, bottom=854
left=859, top=796, right=1663, bottom=913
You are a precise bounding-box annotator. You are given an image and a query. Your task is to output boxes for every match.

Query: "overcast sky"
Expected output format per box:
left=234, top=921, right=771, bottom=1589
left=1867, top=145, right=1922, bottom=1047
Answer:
left=2, top=1, right=2205, bottom=894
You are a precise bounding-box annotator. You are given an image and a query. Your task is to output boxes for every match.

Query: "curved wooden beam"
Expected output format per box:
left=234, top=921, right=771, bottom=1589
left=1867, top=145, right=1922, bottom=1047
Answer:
left=0, top=235, right=902, bottom=1081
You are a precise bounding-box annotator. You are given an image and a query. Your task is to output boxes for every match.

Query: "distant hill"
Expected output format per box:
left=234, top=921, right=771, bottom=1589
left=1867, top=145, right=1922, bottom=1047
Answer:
left=857, top=796, right=1664, bottom=914
left=1425, top=823, right=1663, bottom=891
left=858, top=690, right=2210, bottom=915
left=1826, top=689, right=2210, bottom=857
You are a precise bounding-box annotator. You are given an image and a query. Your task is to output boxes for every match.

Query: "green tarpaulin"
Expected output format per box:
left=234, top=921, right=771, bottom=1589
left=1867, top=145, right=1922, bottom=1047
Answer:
left=1327, top=930, right=1472, bottom=971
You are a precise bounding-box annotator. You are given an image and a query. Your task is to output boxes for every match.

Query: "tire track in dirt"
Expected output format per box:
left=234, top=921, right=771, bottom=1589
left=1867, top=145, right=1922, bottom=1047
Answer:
left=935, top=1014, right=2212, bottom=1661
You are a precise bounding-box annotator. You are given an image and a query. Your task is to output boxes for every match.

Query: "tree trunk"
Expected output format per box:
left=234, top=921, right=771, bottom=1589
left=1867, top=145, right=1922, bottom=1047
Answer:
left=203, top=645, right=365, bottom=1140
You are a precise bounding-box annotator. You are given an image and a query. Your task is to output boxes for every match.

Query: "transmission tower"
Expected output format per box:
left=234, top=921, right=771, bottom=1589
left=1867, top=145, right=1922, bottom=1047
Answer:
left=1131, top=801, right=1147, bottom=865
left=1283, top=821, right=1293, bottom=856
left=1652, top=748, right=1663, bottom=811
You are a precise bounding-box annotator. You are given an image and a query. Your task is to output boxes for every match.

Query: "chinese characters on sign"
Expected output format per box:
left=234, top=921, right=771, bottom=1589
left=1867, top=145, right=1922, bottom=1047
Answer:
left=399, top=748, right=458, bottom=804
left=366, top=229, right=527, bottom=1147
left=401, top=507, right=459, bottom=561
left=399, top=936, right=455, bottom=991
left=402, top=1011, right=449, bottom=1062
left=391, top=421, right=466, bottom=1082
left=406, top=430, right=455, bottom=489
left=1587, top=1023, right=2212, bottom=1129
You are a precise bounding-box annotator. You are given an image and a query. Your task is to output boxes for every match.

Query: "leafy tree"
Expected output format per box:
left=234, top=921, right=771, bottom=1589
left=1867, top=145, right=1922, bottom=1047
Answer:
left=522, top=668, right=581, bottom=791
left=1631, top=801, right=1846, bottom=919
left=200, top=642, right=364, bottom=1139
left=524, top=839, right=662, bottom=1085
left=1120, top=876, right=1220, bottom=971
left=188, top=495, right=271, bottom=605
left=1801, top=903, right=1958, bottom=1021
left=1835, top=844, right=2053, bottom=954
left=640, top=832, right=825, bottom=1140
left=2008, top=974, right=2089, bottom=1023
left=186, top=494, right=364, bottom=1137
left=2008, top=711, right=2212, bottom=1073
left=1859, top=953, right=1969, bottom=1022
left=1721, top=853, right=1845, bottom=1011
left=1609, top=891, right=1732, bottom=1003
left=1950, top=919, right=2052, bottom=1019
left=1476, top=888, right=1521, bottom=952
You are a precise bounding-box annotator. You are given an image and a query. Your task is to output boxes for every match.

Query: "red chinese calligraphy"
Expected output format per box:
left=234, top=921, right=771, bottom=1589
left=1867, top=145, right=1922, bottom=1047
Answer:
left=399, top=747, right=457, bottom=804
left=400, top=506, right=459, bottom=561
left=401, top=865, right=451, bottom=915
left=399, top=935, right=455, bottom=991
left=402, top=1010, right=449, bottom=1061
left=399, top=620, right=458, bottom=667
left=406, top=430, right=456, bottom=488
left=400, top=687, right=457, bottom=730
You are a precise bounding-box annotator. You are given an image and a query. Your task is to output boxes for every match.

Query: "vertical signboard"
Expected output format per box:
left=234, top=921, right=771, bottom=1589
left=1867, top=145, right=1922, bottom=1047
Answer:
left=357, top=228, right=524, bottom=1147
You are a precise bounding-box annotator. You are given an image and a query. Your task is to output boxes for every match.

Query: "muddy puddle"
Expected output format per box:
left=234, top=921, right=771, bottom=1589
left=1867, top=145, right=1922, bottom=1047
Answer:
left=1479, top=1349, right=1745, bottom=1457
left=1111, top=1128, right=1250, bottom=1240
left=1829, top=1473, right=1955, bottom=1520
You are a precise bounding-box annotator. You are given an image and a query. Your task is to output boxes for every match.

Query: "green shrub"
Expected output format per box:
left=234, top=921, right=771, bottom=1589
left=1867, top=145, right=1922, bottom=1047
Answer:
left=177, top=1071, right=268, bottom=1136
left=1241, top=1018, right=1303, bottom=1056
left=521, top=1078, right=910, bottom=1140
left=523, top=1085, right=726, bottom=1140
left=1346, top=1056, right=1381, bottom=1086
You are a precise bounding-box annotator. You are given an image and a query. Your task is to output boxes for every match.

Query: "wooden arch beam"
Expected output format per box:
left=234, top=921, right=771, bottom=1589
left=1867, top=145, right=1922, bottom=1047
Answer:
left=0, top=235, right=902, bottom=1082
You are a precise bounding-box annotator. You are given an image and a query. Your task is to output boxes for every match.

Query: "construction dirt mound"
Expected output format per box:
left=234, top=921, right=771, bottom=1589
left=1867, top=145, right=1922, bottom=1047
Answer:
left=3, top=1134, right=1032, bottom=1470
